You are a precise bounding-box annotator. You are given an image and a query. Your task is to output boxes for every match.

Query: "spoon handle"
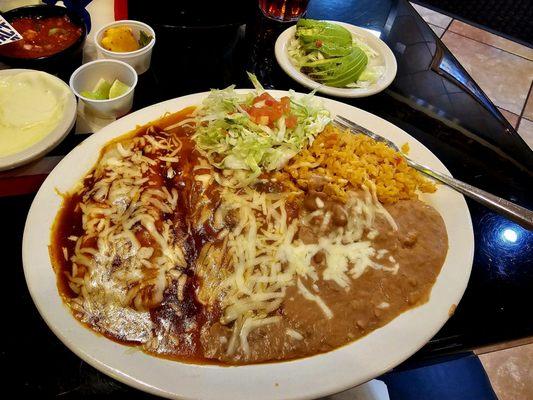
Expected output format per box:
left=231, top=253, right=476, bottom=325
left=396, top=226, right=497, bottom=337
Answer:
left=407, top=158, right=533, bottom=230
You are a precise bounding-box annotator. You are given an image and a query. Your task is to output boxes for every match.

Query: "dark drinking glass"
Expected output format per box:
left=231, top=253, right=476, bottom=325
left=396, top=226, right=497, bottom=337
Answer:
left=258, top=0, right=310, bottom=21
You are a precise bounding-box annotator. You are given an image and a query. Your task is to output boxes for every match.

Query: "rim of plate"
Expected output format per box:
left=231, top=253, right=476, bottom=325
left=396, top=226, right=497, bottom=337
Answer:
left=0, top=69, right=77, bottom=171
left=22, top=90, right=473, bottom=400
left=275, top=21, right=398, bottom=98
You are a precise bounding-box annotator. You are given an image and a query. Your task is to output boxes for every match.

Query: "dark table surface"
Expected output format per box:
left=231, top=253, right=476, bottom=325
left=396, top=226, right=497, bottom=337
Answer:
left=2, top=0, right=532, bottom=397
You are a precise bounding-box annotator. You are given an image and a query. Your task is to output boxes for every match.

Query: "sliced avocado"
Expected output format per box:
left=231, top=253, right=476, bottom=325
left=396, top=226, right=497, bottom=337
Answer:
left=322, top=53, right=368, bottom=87
left=301, top=40, right=352, bottom=57
left=296, top=19, right=352, bottom=48
left=304, top=58, right=349, bottom=76
left=307, top=48, right=368, bottom=87
left=301, top=51, right=360, bottom=73
left=307, top=58, right=358, bottom=78
left=301, top=57, right=343, bottom=68
left=307, top=60, right=358, bottom=80
left=294, top=19, right=371, bottom=87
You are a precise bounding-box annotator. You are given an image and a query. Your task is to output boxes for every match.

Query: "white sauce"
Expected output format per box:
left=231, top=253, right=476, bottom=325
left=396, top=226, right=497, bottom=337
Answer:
left=0, top=71, right=69, bottom=157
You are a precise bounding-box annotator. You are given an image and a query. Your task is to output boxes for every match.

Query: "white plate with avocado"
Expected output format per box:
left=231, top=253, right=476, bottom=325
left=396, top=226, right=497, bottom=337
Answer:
left=0, top=69, right=76, bottom=171
left=275, top=20, right=397, bottom=98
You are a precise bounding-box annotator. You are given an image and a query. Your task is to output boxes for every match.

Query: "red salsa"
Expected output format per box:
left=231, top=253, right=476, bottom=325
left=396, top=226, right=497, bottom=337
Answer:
left=0, top=15, right=82, bottom=59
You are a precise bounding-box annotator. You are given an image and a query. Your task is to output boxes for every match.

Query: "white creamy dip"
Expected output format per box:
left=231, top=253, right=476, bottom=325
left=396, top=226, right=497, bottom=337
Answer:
left=0, top=71, right=70, bottom=157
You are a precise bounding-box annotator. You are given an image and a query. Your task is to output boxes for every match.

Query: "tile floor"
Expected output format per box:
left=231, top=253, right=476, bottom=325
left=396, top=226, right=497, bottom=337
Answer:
left=410, top=5, right=533, bottom=399
left=478, top=342, right=533, bottom=400
left=411, top=2, right=533, bottom=150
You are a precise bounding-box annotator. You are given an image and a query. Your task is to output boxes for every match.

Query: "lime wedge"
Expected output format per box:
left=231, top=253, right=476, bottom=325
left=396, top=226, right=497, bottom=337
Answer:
left=109, top=79, right=131, bottom=99
left=80, top=90, right=107, bottom=100
left=92, top=78, right=112, bottom=99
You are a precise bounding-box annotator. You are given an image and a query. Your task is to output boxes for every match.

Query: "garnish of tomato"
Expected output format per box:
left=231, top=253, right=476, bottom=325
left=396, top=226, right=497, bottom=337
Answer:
left=245, top=93, right=298, bottom=128
left=286, top=115, right=298, bottom=128
left=393, top=155, right=403, bottom=165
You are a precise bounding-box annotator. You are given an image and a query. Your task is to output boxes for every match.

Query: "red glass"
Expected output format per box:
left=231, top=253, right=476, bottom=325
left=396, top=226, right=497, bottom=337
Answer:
left=258, top=0, right=310, bottom=21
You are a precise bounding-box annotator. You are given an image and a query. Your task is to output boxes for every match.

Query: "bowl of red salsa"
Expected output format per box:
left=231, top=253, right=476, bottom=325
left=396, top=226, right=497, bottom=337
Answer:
left=0, top=5, right=86, bottom=74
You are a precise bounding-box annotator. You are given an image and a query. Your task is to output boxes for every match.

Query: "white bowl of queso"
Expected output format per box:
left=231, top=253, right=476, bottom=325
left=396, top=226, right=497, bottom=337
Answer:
left=0, top=69, right=76, bottom=171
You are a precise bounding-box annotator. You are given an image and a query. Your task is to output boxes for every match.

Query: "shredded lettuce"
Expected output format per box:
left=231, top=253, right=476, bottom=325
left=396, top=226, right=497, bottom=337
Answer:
left=288, top=38, right=325, bottom=66
left=346, top=66, right=385, bottom=88
left=352, top=37, right=378, bottom=58
left=193, top=74, right=331, bottom=186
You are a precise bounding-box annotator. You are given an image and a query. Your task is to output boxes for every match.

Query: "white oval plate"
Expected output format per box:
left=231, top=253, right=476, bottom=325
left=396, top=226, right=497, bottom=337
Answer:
left=0, top=69, right=77, bottom=171
left=275, top=21, right=398, bottom=98
left=23, top=91, right=473, bottom=400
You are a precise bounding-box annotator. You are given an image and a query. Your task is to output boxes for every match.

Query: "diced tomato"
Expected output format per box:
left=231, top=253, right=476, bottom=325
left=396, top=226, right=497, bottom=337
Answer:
left=248, top=106, right=281, bottom=123
left=253, top=92, right=276, bottom=105
left=247, top=93, right=298, bottom=128
left=258, top=116, right=270, bottom=125
left=279, top=96, right=291, bottom=114
left=286, top=115, right=298, bottom=128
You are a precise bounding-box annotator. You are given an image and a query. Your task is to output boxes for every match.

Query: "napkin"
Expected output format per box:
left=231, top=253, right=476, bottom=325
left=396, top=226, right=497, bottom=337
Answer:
left=74, top=101, right=116, bottom=134
left=0, top=15, right=22, bottom=45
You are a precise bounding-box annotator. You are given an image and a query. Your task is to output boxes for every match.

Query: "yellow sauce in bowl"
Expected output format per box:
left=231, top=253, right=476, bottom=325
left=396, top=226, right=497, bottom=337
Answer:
left=0, top=71, right=70, bottom=157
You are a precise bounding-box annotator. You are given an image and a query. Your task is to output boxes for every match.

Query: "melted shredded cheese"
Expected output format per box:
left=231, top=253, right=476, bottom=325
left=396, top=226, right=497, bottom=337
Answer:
left=297, top=279, right=333, bottom=319
left=286, top=328, right=304, bottom=340
left=207, top=185, right=399, bottom=356
left=62, top=123, right=401, bottom=358
left=67, top=130, right=186, bottom=324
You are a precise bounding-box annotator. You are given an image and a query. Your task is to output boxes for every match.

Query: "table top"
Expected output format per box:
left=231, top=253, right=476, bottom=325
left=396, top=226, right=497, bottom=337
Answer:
left=2, top=0, right=532, bottom=397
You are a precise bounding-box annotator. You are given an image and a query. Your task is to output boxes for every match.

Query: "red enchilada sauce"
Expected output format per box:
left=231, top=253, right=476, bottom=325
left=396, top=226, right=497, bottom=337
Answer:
left=50, top=108, right=448, bottom=365
left=0, top=15, right=82, bottom=59
left=50, top=108, right=218, bottom=362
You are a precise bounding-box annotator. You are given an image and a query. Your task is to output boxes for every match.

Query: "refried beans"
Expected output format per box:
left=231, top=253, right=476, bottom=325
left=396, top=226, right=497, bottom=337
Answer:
left=50, top=108, right=448, bottom=365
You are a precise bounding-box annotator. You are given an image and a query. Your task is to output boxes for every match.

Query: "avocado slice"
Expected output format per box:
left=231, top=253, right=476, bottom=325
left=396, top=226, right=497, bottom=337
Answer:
left=306, top=48, right=368, bottom=87
left=301, top=40, right=352, bottom=57
left=296, top=19, right=352, bottom=48
left=294, top=19, right=371, bottom=87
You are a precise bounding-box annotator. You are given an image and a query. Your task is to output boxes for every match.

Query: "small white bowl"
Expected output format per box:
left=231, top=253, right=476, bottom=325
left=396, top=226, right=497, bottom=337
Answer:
left=70, top=59, right=138, bottom=118
left=275, top=21, right=397, bottom=98
left=0, top=69, right=76, bottom=171
left=95, top=20, right=156, bottom=75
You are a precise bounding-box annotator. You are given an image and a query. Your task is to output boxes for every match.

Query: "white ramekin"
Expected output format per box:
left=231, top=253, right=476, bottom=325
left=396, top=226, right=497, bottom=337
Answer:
left=69, top=59, right=138, bottom=118
left=94, top=20, right=156, bottom=75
